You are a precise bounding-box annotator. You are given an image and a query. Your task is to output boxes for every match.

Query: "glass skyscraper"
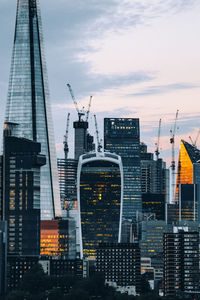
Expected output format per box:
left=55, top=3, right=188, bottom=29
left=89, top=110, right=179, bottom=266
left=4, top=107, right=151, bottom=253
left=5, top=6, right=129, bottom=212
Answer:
left=77, top=152, right=123, bottom=258
left=104, top=118, right=142, bottom=221
left=175, top=140, right=200, bottom=201
left=5, top=0, right=61, bottom=219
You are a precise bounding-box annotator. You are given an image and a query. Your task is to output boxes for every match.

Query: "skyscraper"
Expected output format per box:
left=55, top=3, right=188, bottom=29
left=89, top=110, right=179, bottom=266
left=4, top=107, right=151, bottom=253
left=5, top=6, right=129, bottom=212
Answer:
left=77, top=152, right=123, bottom=258
left=163, top=227, right=199, bottom=297
left=104, top=118, right=141, bottom=221
left=175, top=140, right=200, bottom=201
left=0, top=123, right=46, bottom=256
left=5, top=0, right=61, bottom=219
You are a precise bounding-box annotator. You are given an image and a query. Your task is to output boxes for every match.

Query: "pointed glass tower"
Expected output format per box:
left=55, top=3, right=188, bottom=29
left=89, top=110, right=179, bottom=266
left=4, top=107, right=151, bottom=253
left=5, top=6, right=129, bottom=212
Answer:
left=175, top=140, right=200, bottom=201
left=5, top=0, right=61, bottom=219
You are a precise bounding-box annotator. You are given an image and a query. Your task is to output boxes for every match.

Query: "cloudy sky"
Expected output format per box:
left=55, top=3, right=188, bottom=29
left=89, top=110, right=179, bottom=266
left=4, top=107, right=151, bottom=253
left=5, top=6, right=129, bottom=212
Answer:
left=0, top=0, right=200, bottom=165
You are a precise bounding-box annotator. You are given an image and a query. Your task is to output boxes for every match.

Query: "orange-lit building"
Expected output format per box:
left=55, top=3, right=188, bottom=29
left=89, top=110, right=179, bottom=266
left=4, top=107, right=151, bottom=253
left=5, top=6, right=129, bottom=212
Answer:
left=175, top=140, right=200, bottom=201
left=40, top=220, right=69, bottom=257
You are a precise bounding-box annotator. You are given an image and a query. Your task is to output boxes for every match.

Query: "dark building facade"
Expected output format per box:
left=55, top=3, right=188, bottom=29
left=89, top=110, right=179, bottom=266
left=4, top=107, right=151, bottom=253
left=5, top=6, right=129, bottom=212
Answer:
left=0, top=124, right=45, bottom=256
left=140, top=143, right=169, bottom=222
left=7, top=256, right=38, bottom=290
left=77, top=152, right=123, bottom=258
left=142, top=193, right=165, bottom=220
left=5, top=0, right=61, bottom=220
left=163, top=228, right=200, bottom=297
left=104, top=118, right=141, bottom=221
left=57, top=158, right=78, bottom=217
left=96, top=243, right=141, bottom=293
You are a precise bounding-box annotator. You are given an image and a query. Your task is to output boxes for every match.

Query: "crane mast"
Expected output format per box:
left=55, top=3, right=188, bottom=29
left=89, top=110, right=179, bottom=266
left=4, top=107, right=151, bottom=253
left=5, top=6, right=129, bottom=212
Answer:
left=94, top=114, right=102, bottom=152
left=170, top=109, right=179, bottom=203
left=63, top=113, right=70, bottom=160
left=86, top=96, right=92, bottom=122
left=66, top=83, right=85, bottom=121
left=155, top=119, right=162, bottom=160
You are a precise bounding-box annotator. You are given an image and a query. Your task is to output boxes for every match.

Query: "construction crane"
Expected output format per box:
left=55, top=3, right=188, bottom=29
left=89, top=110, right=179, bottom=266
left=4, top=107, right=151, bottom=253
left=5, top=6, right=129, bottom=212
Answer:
left=66, top=83, right=85, bottom=121
left=86, top=95, right=92, bottom=122
left=170, top=109, right=179, bottom=202
left=189, top=129, right=200, bottom=147
left=63, top=113, right=70, bottom=160
left=155, top=119, right=162, bottom=160
left=94, top=114, right=102, bottom=152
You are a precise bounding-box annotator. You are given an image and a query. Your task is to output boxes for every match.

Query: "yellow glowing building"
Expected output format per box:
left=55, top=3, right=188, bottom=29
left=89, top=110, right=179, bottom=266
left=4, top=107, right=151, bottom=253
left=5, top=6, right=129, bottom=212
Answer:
left=175, top=140, right=200, bottom=201
left=40, top=220, right=69, bottom=256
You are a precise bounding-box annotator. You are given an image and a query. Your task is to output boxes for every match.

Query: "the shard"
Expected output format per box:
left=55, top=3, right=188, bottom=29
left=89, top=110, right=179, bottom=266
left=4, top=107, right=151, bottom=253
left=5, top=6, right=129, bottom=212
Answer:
left=5, top=0, right=61, bottom=219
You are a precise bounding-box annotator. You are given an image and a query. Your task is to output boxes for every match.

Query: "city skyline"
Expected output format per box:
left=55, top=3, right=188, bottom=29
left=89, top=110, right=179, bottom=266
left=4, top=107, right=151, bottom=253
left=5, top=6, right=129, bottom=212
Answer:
left=1, top=0, right=200, bottom=165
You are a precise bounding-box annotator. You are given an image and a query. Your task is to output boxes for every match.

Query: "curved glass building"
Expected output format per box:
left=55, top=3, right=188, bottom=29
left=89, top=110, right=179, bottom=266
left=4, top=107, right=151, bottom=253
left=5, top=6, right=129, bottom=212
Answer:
left=77, top=152, right=123, bottom=258
left=5, top=0, right=61, bottom=219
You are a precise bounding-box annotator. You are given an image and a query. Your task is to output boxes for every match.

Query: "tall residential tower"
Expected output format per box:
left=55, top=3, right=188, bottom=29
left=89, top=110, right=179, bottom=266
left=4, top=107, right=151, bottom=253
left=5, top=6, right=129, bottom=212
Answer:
left=5, top=0, right=61, bottom=219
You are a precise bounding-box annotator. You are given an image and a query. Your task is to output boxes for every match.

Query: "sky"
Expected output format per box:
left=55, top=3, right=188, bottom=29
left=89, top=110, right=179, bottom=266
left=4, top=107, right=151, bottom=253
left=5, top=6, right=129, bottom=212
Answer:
left=0, top=0, right=200, bottom=165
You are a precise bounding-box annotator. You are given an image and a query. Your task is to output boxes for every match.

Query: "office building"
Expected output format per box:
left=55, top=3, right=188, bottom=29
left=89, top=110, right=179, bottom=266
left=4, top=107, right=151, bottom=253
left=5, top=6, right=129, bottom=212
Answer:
left=140, top=220, right=171, bottom=271
left=142, top=194, right=165, bottom=220
left=141, top=143, right=168, bottom=196
left=0, top=123, right=45, bottom=256
left=96, top=243, right=141, bottom=294
left=167, top=184, right=200, bottom=222
left=163, top=227, right=199, bottom=297
left=40, top=219, right=72, bottom=258
left=73, top=120, right=95, bottom=160
left=57, top=158, right=78, bottom=217
left=175, top=140, right=200, bottom=202
left=167, top=203, right=179, bottom=223
left=7, top=256, right=38, bottom=290
left=179, top=184, right=199, bottom=221
left=141, top=143, right=169, bottom=221
left=77, top=152, right=123, bottom=258
left=104, top=118, right=141, bottom=221
left=5, top=0, right=61, bottom=219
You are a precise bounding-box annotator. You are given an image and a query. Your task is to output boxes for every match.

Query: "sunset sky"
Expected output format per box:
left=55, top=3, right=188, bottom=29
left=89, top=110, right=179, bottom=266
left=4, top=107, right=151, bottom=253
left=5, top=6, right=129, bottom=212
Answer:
left=1, top=0, right=200, bottom=166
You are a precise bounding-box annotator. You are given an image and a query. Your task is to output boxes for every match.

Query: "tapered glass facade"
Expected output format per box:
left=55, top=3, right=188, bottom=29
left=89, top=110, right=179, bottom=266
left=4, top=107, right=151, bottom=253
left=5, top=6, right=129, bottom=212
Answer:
left=77, top=152, right=123, bottom=258
left=104, top=118, right=141, bottom=220
left=5, top=0, right=61, bottom=219
left=175, top=140, right=200, bottom=202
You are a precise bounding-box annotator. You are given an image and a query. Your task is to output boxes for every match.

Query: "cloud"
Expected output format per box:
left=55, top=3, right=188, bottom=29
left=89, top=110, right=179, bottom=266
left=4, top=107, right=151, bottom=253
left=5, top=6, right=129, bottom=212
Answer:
left=128, top=83, right=199, bottom=97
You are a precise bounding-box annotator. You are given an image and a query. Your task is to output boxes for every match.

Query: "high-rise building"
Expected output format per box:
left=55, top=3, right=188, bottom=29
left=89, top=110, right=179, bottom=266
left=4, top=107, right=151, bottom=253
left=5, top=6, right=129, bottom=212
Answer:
left=163, top=227, right=200, bottom=297
left=140, top=220, right=171, bottom=272
left=142, top=194, right=165, bottom=220
left=0, top=123, right=46, bottom=256
left=5, top=0, right=61, bottom=220
left=77, top=152, right=123, bottom=258
left=104, top=118, right=141, bottom=221
left=57, top=158, right=78, bottom=217
left=40, top=219, right=70, bottom=258
left=96, top=242, right=141, bottom=294
left=179, top=184, right=200, bottom=221
left=140, top=143, right=169, bottom=196
left=175, top=140, right=200, bottom=201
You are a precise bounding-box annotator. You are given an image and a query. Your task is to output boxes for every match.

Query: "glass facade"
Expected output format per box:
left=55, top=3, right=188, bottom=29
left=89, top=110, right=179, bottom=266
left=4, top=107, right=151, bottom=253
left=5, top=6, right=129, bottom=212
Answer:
left=175, top=140, right=200, bottom=202
left=77, top=153, right=123, bottom=258
left=5, top=0, right=61, bottom=219
left=104, top=118, right=141, bottom=220
left=40, top=220, right=69, bottom=257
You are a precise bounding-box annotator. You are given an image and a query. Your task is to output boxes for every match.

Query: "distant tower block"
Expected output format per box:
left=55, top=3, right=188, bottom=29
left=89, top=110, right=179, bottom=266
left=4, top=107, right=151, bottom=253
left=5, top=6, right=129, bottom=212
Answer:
left=73, top=120, right=88, bottom=160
